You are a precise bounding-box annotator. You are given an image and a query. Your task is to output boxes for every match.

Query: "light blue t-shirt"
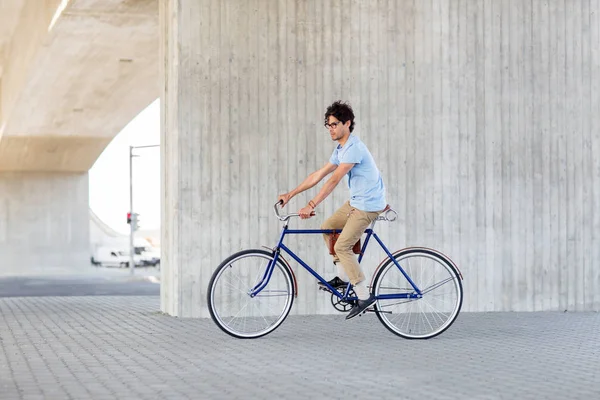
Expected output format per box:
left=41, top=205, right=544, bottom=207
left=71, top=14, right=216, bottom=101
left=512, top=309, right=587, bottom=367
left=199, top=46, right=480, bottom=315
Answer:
left=329, top=135, right=386, bottom=212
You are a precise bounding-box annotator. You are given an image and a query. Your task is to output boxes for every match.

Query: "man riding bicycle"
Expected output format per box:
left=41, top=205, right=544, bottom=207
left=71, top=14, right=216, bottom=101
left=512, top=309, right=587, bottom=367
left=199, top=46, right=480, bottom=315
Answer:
left=278, top=101, right=387, bottom=320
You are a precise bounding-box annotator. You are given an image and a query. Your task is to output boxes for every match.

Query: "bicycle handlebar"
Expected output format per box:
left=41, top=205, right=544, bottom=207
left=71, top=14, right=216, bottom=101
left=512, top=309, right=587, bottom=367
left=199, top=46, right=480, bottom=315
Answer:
left=273, top=201, right=398, bottom=222
left=273, top=201, right=315, bottom=222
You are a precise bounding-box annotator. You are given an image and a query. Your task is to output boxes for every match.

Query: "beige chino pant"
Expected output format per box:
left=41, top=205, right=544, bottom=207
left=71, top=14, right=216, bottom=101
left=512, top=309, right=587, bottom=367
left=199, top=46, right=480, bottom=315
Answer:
left=320, top=201, right=384, bottom=285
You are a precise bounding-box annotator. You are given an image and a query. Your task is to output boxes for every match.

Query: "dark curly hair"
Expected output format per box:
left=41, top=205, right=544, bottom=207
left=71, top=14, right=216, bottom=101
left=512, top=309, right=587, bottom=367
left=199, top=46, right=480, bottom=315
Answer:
left=324, top=101, right=355, bottom=132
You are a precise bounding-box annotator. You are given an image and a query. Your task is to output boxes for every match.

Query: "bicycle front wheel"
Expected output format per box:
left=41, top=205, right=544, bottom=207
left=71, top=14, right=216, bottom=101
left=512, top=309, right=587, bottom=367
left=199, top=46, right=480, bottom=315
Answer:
left=207, top=249, right=295, bottom=339
left=373, top=248, right=463, bottom=339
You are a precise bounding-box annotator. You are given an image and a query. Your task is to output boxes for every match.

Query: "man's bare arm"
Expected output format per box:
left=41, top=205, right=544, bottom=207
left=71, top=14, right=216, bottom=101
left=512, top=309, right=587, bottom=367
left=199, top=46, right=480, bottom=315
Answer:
left=278, top=162, right=337, bottom=206
left=297, top=163, right=353, bottom=219
left=310, top=163, right=354, bottom=208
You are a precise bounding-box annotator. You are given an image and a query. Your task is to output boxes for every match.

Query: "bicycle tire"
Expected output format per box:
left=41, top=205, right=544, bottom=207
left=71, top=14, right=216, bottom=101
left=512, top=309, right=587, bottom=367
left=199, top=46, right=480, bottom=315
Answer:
left=207, top=249, right=295, bottom=339
left=372, top=248, right=463, bottom=339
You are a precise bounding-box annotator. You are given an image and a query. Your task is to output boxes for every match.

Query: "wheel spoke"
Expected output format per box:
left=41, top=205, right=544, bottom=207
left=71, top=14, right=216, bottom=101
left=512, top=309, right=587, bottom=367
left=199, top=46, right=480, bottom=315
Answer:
left=420, top=277, right=455, bottom=295
left=226, top=301, right=250, bottom=326
left=221, top=279, right=249, bottom=295
left=208, top=251, right=294, bottom=338
left=373, top=250, right=462, bottom=339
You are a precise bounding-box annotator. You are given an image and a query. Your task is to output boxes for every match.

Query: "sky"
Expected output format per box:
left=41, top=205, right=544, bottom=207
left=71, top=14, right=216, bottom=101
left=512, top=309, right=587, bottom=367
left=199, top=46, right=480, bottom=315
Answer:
left=89, top=99, right=160, bottom=235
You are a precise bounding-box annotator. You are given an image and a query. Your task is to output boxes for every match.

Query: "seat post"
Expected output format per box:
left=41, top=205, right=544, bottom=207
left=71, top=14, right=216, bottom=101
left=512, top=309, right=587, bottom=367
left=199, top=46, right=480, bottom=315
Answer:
left=369, top=219, right=377, bottom=231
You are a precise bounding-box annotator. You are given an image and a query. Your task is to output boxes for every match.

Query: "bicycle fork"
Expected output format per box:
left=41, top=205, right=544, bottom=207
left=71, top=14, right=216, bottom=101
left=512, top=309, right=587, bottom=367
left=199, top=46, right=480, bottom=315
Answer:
left=248, top=249, right=281, bottom=297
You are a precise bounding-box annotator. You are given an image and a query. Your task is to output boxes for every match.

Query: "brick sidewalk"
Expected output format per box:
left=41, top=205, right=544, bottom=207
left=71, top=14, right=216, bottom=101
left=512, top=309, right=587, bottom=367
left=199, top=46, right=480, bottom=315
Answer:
left=1, top=296, right=599, bottom=400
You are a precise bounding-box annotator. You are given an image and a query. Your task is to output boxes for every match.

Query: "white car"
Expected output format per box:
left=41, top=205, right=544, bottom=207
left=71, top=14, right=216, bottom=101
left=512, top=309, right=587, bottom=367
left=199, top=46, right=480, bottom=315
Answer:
left=93, top=247, right=144, bottom=268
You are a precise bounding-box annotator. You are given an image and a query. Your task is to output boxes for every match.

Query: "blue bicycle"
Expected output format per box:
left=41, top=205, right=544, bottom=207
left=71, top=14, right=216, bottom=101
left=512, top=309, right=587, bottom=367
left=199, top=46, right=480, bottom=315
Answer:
left=207, top=202, right=464, bottom=339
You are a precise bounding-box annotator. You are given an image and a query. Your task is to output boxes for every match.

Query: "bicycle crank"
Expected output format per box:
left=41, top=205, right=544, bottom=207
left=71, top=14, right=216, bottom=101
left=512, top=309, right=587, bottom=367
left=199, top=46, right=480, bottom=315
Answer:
left=331, top=289, right=357, bottom=312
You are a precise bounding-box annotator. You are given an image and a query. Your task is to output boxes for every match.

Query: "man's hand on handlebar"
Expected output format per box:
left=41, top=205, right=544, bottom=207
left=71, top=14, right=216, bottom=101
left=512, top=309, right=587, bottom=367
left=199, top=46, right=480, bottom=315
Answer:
left=298, top=205, right=314, bottom=219
left=277, top=193, right=292, bottom=207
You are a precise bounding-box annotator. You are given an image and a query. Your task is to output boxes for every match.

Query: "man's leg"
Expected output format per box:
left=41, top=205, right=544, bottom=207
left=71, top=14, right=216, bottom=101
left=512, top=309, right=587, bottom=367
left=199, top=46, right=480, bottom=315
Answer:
left=321, top=201, right=353, bottom=265
left=334, top=206, right=384, bottom=320
left=319, top=201, right=353, bottom=285
left=333, top=207, right=381, bottom=286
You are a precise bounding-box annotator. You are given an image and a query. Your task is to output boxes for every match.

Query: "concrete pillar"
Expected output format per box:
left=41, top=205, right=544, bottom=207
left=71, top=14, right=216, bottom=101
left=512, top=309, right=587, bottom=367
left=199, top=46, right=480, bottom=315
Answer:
left=160, top=0, right=600, bottom=317
left=0, top=172, right=90, bottom=275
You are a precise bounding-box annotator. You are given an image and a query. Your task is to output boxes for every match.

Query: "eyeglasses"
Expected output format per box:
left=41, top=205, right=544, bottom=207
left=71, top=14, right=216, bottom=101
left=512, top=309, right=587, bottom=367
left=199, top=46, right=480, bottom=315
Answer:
left=324, top=121, right=342, bottom=129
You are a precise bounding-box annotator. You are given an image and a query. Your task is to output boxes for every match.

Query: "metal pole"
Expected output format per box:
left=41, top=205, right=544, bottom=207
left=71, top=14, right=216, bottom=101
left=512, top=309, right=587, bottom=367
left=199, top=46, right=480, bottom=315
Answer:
left=129, top=145, right=135, bottom=275
left=128, top=144, right=158, bottom=275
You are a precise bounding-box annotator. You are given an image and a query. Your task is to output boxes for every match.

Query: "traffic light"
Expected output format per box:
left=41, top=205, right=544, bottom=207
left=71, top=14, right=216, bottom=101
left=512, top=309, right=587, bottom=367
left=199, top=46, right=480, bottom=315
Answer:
left=127, top=212, right=140, bottom=230
left=131, top=213, right=141, bottom=231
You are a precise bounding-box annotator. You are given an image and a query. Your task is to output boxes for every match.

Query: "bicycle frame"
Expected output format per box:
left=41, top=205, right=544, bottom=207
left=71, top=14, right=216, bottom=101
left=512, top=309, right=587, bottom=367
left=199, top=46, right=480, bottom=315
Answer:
left=249, top=225, right=423, bottom=302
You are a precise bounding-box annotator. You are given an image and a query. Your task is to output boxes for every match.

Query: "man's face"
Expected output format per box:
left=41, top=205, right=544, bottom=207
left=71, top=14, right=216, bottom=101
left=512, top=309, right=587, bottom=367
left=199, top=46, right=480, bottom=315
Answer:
left=325, top=116, right=349, bottom=141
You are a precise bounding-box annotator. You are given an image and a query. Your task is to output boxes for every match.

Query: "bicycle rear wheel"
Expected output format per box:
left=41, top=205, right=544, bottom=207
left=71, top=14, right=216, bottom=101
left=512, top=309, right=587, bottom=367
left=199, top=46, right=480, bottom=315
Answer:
left=373, top=248, right=463, bottom=339
left=207, top=249, right=295, bottom=339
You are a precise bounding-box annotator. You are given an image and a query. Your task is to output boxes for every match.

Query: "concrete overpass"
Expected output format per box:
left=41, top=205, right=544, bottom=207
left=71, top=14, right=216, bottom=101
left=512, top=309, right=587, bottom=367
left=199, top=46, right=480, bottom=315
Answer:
left=1, top=0, right=599, bottom=317
left=0, top=0, right=158, bottom=268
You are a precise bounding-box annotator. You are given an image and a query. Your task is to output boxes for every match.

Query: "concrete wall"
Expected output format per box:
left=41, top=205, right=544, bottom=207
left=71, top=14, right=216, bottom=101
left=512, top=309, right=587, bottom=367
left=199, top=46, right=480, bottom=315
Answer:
left=0, top=172, right=89, bottom=274
left=161, top=0, right=600, bottom=317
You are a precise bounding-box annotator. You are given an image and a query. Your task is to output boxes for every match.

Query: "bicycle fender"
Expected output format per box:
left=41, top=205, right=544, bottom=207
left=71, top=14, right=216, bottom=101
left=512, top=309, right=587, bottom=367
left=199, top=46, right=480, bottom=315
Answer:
left=261, top=246, right=298, bottom=298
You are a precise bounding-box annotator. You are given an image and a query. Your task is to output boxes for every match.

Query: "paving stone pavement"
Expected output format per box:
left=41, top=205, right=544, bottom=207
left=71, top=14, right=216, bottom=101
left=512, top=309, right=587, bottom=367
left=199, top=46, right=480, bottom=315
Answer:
left=0, top=296, right=599, bottom=400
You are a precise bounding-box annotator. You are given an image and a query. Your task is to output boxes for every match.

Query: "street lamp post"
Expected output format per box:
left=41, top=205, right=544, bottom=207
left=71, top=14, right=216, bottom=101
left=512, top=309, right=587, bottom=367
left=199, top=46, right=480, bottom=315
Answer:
left=129, top=144, right=160, bottom=275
